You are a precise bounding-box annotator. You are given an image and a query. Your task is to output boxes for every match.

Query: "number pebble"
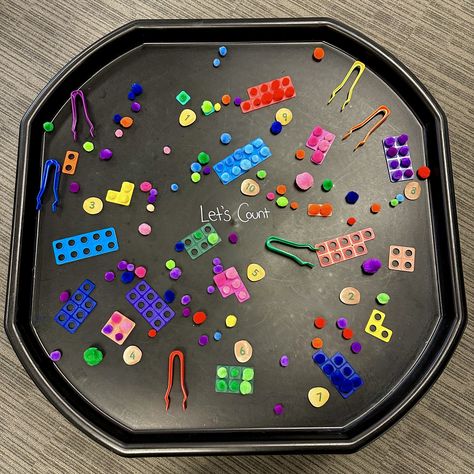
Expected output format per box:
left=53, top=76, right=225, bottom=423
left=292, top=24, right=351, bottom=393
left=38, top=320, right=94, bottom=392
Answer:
left=234, top=339, right=253, bottom=363
left=275, top=107, right=293, bottom=125
left=339, top=287, right=361, bottom=305
left=179, top=109, right=197, bottom=127
left=404, top=181, right=421, bottom=200
left=247, top=263, right=266, bottom=282
left=240, top=178, right=260, bottom=196
left=308, top=387, right=330, bottom=408
left=123, top=345, right=142, bottom=365
left=83, top=197, right=103, bottom=215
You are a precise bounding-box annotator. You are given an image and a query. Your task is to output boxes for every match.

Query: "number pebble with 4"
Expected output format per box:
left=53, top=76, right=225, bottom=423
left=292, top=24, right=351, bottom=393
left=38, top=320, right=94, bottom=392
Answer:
left=123, top=345, right=142, bottom=365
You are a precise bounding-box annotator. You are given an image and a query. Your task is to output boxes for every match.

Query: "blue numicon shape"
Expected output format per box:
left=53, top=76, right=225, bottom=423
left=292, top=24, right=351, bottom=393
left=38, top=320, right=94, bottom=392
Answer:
left=126, top=280, right=175, bottom=333
left=213, top=138, right=272, bottom=185
left=52, top=227, right=119, bottom=265
left=312, top=349, right=363, bottom=398
left=54, top=279, right=96, bottom=334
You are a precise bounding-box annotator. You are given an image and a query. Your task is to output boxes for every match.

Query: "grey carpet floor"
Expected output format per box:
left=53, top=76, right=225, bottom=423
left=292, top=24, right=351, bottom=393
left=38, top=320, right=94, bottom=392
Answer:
left=0, top=1, right=473, bottom=473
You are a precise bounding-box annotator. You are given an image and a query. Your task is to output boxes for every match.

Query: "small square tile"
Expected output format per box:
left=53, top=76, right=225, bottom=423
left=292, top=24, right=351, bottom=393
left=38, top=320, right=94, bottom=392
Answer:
left=101, top=311, right=136, bottom=345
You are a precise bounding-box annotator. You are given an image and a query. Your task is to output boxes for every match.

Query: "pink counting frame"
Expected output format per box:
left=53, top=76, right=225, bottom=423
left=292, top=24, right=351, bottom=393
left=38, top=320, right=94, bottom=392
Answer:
left=315, top=228, right=376, bottom=267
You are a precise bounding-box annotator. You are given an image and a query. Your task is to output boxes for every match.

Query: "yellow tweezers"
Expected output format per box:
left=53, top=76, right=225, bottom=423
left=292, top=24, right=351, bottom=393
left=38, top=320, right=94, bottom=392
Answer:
left=328, top=60, right=366, bottom=111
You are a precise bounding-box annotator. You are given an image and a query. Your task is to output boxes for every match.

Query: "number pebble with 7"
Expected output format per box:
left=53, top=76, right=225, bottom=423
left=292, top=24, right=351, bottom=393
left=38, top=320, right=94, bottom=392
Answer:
left=308, top=387, right=330, bottom=408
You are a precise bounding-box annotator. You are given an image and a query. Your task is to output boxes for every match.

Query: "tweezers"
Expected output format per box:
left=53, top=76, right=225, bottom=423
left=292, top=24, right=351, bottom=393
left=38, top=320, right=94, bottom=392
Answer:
left=70, top=89, right=95, bottom=142
left=164, top=350, right=188, bottom=411
left=265, top=236, right=316, bottom=268
left=342, top=105, right=391, bottom=151
left=35, top=159, right=61, bottom=212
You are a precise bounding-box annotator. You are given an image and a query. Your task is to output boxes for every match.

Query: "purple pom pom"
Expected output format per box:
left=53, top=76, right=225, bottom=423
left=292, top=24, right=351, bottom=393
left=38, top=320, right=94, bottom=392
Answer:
left=362, top=258, right=382, bottom=274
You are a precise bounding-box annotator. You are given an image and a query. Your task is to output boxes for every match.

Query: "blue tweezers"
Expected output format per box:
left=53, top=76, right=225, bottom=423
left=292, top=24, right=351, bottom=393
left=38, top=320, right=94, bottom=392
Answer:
left=36, top=159, right=61, bottom=212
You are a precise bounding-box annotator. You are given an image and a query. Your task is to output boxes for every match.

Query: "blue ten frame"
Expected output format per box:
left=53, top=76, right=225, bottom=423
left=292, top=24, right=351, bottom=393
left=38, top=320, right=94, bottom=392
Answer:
left=52, top=227, right=119, bottom=265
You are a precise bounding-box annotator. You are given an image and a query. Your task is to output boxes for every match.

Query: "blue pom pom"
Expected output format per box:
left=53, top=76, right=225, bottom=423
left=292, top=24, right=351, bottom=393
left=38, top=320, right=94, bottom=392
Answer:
left=121, top=271, right=134, bottom=284
left=270, top=121, right=283, bottom=135
left=127, top=91, right=135, bottom=100
left=113, top=114, right=122, bottom=124
left=131, top=82, right=143, bottom=95
left=345, top=191, right=359, bottom=204
left=190, top=162, right=202, bottom=172
left=175, top=241, right=185, bottom=252
left=220, top=132, right=232, bottom=145
left=218, top=46, right=227, bottom=57
left=164, top=289, right=176, bottom=303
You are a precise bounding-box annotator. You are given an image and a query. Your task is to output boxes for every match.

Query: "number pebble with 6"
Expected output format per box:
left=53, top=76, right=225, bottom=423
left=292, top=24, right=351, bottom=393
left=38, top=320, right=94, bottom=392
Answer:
left=234, top=340, right=253, bottom=363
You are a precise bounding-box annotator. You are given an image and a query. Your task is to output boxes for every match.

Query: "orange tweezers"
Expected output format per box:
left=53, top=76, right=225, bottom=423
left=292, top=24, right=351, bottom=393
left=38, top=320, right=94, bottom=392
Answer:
left=342, top=105, right=391, bottom=151
left=164, top=350, right=188, bottom=411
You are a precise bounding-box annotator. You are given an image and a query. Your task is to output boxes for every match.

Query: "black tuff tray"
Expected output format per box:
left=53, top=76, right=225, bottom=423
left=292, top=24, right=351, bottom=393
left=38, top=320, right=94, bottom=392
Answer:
left=5, top=19, right=466, bottom=455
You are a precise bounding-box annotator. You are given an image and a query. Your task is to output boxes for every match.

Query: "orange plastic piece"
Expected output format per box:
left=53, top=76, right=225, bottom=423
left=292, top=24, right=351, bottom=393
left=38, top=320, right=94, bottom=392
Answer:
left=120, top=116, right=134, bottom=128
left=371, top=203, right=382, bottom=214
left=164, top=350, right=188, bottom=411
left=62, top=150, right=79, bottom=175
left=295, top=149, right=305, bottom=160
left=313, top=47, right=325, bottom=61
left=320, top=203, right=333, bottom=217
left=148, top=329, right=157, bottom=338
left=307, top=203, right=321, bottom=216
left=312, top=337, right=324, bottom=349
left=290, top=201, right=299, bottom=210
left=222, top=94, right=231, bottom=105
left=276, top=185, right=287, bottom=195
left=342, top=105, right=391, bottom=150
left=192, top=311, right=207, bottom=325
left=347, top=217, right=357, bottom=226
left=342, top=328, right=353, bottom=340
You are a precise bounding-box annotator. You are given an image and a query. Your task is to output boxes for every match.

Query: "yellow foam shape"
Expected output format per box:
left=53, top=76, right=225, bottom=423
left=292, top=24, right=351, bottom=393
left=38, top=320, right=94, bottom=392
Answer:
left=106, top=181, right=135, bottom=206
left=365, top=309, right=392, bottom=343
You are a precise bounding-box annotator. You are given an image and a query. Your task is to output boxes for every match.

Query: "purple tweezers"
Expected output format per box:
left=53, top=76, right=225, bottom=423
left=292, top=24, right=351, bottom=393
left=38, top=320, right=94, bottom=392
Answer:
left=70, top=89, right=95, bottom=141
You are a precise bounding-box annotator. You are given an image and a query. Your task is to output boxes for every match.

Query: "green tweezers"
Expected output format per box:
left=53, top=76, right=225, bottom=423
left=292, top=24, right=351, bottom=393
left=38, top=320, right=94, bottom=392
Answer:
left=265, top=236, right=316, bottom=268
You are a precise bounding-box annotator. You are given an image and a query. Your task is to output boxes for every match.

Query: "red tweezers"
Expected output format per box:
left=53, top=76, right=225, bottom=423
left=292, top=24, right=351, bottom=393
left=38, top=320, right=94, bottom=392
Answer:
left=164, top=350, right=188, bottom=411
